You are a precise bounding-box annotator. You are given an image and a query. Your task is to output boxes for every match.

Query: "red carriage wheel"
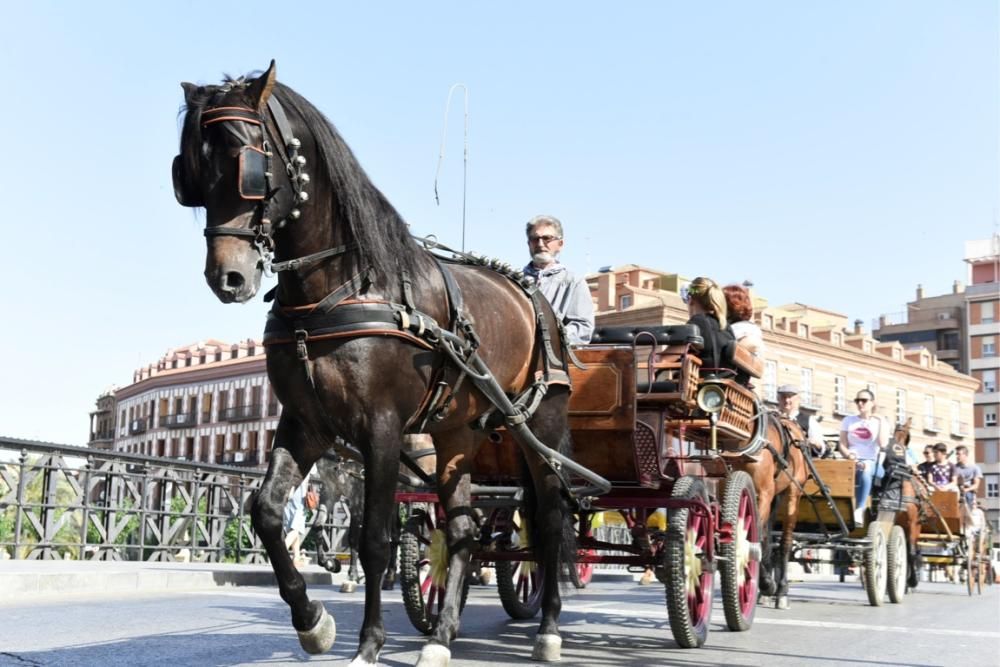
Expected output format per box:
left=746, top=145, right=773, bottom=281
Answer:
left=719, top=470, right=759, bottom=631
left=496, top=513, right=544, bottom=619
left=664, top=476, right=715, bottom=648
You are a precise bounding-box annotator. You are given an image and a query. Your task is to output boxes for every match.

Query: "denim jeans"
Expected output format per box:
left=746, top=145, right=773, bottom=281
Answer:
left=855, top=459, right=877, bottom=513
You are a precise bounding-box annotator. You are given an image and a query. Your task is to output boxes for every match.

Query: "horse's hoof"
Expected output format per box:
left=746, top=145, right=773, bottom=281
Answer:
left=776, top=596, right=790, bottom=610
left=415, top=643, right=451, bottom=667
left=340, top=580, right=358, bottom=594
left=348, top=655, right=378, bottom=667
left=532, top=634, right=562, bottom=662
left=297, top=604, right=335, bottom=655
left=478, top=568, right=493, bottom=585
left=638, top=572, right=655, bottom=586
left=757, top=595, right=773, bottom=607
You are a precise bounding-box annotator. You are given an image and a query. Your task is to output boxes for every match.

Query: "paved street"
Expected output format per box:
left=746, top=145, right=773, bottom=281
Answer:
left=2, top=572, right=998, bottom=667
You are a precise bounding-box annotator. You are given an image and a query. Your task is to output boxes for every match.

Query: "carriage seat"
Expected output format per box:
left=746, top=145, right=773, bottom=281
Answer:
left=721, top=339, right=764, bottom=378
left=636, top=379, right=678, bottom=393
left=590, top=324, right=704, bottom=349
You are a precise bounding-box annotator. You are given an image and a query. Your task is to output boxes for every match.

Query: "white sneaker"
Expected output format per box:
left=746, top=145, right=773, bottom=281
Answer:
left=854, top=508, right=865, bottom=525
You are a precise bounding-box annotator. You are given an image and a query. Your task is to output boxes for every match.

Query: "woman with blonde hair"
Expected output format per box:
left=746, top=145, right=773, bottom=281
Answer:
left=684, top=277, right=734, bottom=375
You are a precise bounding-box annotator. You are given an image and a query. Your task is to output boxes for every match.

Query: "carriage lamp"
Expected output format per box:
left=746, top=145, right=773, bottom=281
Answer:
left=696, top=384, right=726, bottom=414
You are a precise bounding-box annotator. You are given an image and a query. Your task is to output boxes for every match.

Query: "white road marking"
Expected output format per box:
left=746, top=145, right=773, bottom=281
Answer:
left=561, top=602, right=1000, bottom=639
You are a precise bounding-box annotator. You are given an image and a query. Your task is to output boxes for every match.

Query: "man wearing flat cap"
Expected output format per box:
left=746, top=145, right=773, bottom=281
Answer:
left=777, top=385, right=826, bottom=456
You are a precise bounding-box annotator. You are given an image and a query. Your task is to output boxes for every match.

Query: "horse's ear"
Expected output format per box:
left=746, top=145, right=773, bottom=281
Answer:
left=247, top=60, right=277, bottom=111
left=180, top=82, right=200, bottom=106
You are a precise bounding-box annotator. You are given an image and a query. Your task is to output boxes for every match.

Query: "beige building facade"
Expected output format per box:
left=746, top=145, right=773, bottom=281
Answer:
left=106, top=339, right=279, bottom=467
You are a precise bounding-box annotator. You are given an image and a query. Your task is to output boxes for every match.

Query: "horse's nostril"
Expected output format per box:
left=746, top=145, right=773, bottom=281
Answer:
left=224, top=272, right=245, bottom=290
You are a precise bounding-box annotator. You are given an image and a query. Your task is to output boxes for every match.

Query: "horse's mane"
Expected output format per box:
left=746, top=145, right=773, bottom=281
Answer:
left=178, top=76, right=421, bottom=288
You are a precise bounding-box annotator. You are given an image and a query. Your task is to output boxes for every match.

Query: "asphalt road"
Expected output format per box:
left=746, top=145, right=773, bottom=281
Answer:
left=2, top=574, right=998, bottom=667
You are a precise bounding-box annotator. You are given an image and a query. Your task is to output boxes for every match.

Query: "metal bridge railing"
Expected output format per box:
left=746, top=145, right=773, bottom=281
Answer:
left=0, top=436, right=348, bottom=563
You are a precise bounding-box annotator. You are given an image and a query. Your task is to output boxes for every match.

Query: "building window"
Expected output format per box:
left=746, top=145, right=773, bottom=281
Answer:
left=986, top=410, right=998, bottom=427
left=895, top=388, right=906, bottom=426
left=950, top=400, right=961, bottom=434
left=923, top=394, right=937, bottom=431
left=866, top=382, right=878, bottom=400
left=984, top=440, right=999, bottom=465
left=764, top=361, right=777, bottom=402
left=984, top=336, right=997, bottom=358
left=983, top=301, right=995, bottom=324
left=987, top=475, right=999, bottom=499
left=984, top=370, right=997, bottom=394
left=619, top=294, right=633, bottom=310
left=800, top=368, right=813, bottom=406
left=834, top=376, right=846, bottom=414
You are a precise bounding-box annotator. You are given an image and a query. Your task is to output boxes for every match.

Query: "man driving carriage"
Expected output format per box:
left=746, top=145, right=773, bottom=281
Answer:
left=522, top=215, right=595, bottom=344
left=777, top=384, right=827, bottom=457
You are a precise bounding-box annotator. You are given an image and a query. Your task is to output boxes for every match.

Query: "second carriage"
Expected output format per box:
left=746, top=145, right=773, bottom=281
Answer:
left=397, top=324, right=772, bottom=648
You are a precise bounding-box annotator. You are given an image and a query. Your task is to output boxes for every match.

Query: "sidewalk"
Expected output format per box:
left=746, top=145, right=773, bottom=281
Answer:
left=0, top=558, right=342, bottom=604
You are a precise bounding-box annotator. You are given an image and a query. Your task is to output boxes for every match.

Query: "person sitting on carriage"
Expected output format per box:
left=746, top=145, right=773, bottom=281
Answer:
left=954, top=444, right=983, bottom=510
left=723, top=283, right=764, bottom=387
left=837, top=389, right=890, bottom=524
left=682, top=276, right=736, bottom=377
left=926, top=442, right=958, bottom=491
left=777, top=384, right=826, bottom=457
left=522, top=214, right=595, bottom=344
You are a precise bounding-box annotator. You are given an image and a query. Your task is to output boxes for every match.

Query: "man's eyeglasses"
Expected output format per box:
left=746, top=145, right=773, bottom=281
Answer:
left=854, top=398, right=870, bottom=404
left=528, top=234, right=561, bottom=244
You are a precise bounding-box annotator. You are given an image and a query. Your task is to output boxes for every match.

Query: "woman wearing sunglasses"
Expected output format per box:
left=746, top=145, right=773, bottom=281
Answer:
left=837, top=389, right=889, bottom=524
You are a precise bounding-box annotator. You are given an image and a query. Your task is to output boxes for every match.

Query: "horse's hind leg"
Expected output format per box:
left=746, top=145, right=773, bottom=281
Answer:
left=251, top=417, right=334, bottom=654
left=775, top=489, right=800, bottom=610
left=522, top=389, right=573, bottom=662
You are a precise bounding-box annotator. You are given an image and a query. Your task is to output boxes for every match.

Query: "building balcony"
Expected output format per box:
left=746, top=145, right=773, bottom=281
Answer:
left=950, top=421, right=970, bottom=438
left=89, top=430, right=115, bottom=442
left=936, top=348, right=959, bottom=360
left=161, top=413, right=197, bottom=429
left=220, top=450, right=261, bottom=467
left=221, top=404, right=262, bottom=422
left=129, top=418, right=148, bottom=435
left=922, top=416, right=942, bottom=433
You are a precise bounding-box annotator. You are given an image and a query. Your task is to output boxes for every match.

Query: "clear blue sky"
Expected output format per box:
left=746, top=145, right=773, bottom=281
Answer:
left=1, top=2, right=997, bottom=444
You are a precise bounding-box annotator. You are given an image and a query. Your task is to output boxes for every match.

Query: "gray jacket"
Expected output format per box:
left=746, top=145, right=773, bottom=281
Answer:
left=523, top=262, right=595, bottom=344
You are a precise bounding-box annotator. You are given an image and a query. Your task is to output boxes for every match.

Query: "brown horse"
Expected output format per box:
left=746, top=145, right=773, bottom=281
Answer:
left=172, top=62, right=582, bottom=666
left=879, top=419, right=925, bottom=593
left=745, top=412, right=808, bottom=610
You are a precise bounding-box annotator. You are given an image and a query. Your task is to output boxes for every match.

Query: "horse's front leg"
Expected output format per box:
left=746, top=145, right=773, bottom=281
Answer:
left=349, top=432, right=402, bottom=666
left=775, top=488, right=800, bottom=610
left=756, top=485, right=777, bottom=605
left=415, top=433, right=479, bottom=667
left=251, top=421, right=333, bottom=654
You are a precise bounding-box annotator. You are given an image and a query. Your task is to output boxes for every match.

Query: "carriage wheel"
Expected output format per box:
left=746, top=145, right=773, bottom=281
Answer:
left=862, top=521, right=887, bottom=606
left=399, top=503, right=469, bottom=635
left=885, top=525, right=907, bottom=604
left=573, top=549, right=596, bottom=589
left=719, top=471, right=758, bottom=632
left=664, top=476, right=714, bottom=649
left=495, top=515, right=544, bottom=619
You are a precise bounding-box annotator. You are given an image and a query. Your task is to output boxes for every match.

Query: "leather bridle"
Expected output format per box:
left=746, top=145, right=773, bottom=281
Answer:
left=173, top=93, right=351, bottom=275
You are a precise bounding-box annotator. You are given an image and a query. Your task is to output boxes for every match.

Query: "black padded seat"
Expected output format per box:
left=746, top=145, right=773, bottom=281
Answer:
left=590, top=325, right=703, bottom=349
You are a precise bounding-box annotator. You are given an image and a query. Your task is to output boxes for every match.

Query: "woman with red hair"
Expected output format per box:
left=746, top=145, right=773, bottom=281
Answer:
left=723, top=284, right=764, bottom=357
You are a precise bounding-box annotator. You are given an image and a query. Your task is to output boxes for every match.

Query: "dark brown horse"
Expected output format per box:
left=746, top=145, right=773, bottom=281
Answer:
left=879, top=419, right=924, bottom=594
left=173, top=61, right=579, bottom=666
left=745, top=412, right=808, bottom=610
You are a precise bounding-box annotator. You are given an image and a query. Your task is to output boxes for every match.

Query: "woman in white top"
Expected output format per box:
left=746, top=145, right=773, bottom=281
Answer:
left=837, top=389, right=889, bottom=523
left=723, top=284, right=764, bottom=356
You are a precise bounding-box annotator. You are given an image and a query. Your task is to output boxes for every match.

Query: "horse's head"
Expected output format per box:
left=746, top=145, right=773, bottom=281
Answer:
left=173, top=61, right=308, bottom=303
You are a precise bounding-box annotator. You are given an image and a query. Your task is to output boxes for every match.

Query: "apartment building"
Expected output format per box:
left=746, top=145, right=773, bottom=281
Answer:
left=105, top=339, right=279, bottom=467
left=874, top=236, right=1000, bottom=543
